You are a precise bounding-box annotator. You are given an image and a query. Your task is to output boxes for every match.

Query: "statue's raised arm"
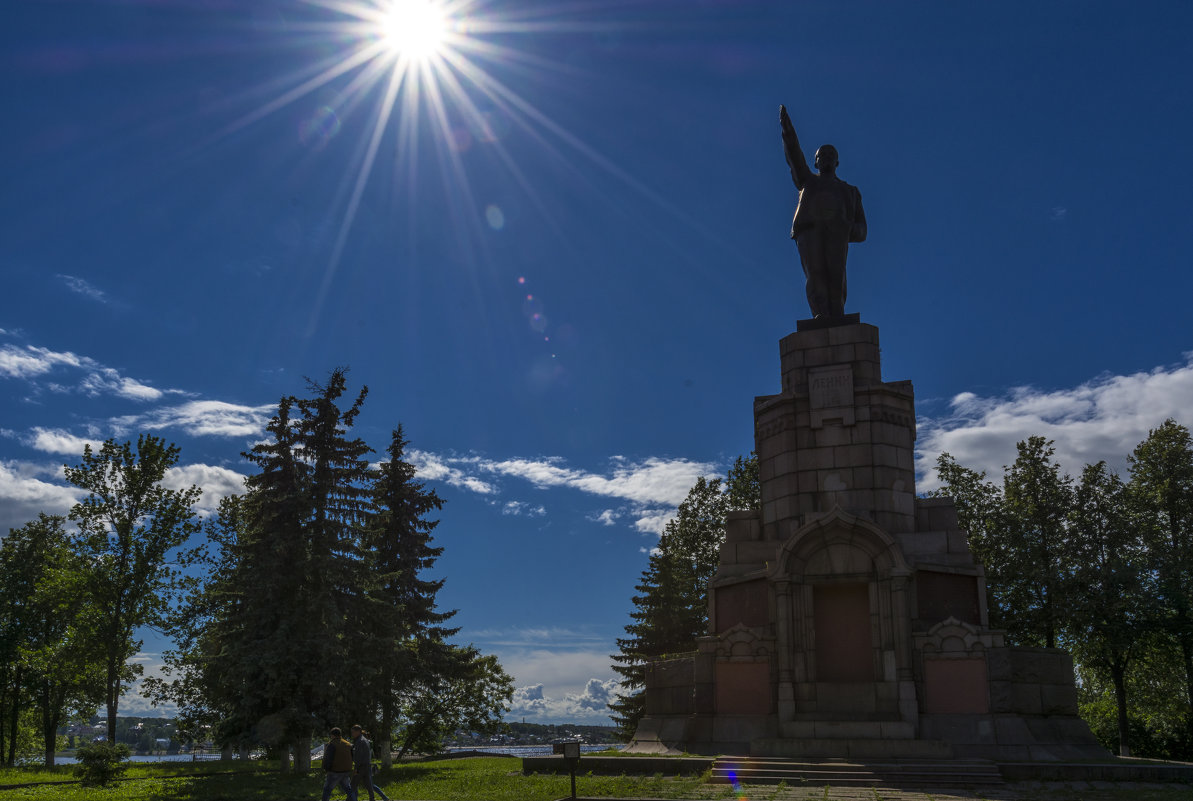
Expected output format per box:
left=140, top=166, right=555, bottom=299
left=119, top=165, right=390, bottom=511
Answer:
left=779, top=105, right=812, bottom=189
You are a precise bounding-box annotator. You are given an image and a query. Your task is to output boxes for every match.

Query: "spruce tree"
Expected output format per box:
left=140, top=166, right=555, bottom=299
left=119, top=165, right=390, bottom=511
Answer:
left=609, top=454, right=759, bottom=739
left=358, top=426, right=456, bottom=768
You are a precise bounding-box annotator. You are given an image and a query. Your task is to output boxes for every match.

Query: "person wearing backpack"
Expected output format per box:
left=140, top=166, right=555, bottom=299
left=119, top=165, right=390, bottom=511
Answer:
left=321, top=727, right=357, bottom=801
left=350, top=725, right=390, bottom=801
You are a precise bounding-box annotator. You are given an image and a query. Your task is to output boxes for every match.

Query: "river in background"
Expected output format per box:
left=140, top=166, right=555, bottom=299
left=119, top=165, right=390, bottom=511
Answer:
left=41, top=743, right=619, bottom=765
left=447, top=744, right=620, bottom=758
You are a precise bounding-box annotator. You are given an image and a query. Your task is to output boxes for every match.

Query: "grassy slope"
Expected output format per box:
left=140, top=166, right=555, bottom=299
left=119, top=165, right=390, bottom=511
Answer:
left=0, top=756, right=714, bottom=801
left=2, top=756, right=1191, bottom=800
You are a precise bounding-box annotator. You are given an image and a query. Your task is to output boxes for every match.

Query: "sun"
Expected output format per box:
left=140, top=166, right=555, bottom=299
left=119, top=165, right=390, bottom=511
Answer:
left=378, top=0, right=449, bottom=60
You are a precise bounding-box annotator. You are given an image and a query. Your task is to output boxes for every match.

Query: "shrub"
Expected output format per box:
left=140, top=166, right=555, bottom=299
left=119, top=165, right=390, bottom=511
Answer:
left=74, top=741, right=131, bottom=787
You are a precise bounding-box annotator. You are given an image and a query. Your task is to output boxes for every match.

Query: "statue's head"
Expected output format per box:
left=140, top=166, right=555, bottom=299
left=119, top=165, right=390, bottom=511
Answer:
left=814, top=144, right=839, bottom=173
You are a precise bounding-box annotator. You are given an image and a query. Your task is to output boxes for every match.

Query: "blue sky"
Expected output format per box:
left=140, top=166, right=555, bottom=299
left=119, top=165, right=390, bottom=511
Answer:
left=3, top=0, right=1192, bottom=724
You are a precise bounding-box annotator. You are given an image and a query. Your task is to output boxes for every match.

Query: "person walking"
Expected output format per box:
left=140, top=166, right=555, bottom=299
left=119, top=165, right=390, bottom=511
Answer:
left=321, top=727, right=357, bottom=801
left=350, top=725, right=390, bottom=801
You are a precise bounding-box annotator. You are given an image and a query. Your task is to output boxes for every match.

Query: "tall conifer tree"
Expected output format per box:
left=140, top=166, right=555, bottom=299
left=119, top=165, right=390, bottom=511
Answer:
left=358, top=426, right=456, bottom=768
left=609, top=454, right=759, bottom=739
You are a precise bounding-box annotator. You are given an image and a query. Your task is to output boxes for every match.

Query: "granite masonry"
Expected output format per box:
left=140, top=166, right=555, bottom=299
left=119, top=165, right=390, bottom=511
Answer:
left=628, top=316, right=1108, bottom=761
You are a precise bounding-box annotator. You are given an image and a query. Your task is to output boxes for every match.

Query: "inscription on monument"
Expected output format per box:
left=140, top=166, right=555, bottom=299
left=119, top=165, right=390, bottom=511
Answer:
left=809, top=366, right=853, bottom=408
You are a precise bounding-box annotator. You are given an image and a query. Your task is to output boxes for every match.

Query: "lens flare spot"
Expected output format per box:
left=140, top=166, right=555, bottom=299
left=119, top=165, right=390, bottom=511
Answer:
left=529, top=312, right=548, bottom=332
left=299, top=106, right=341, bottom=149
left=485, top=204, right=505, bottom=230
left=517, top=276, right=526, bottom=285
left=472, top=111, right=505, bottom=143
left=522, top=296, right=543, bottom=317
left=450, top=126, right=473, bottom=152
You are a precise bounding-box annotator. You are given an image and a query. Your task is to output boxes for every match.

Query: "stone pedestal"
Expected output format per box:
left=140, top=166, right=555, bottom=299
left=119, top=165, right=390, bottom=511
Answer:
left=628, top=318, right=1107, bottom=761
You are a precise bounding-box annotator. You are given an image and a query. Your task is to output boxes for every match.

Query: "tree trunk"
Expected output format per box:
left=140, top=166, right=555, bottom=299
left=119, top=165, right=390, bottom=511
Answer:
left=238, top=742, right=251, bottom=760
left=278, top=742, right=291, bottom=774
left=379, top=704, right=393, bottom=769
left=1181, top=632, right=1193, bottom=717
left=220, top=743, right=233, bottom=760
left=1111, top=659, right=1131, bottom=757
left=6, top=666, right=22, bottom=767
left=294, top=735, right=312, bottom=773
left=40, top=681, right=60, bottom=768
left=105, top=654, right=120, bottom=742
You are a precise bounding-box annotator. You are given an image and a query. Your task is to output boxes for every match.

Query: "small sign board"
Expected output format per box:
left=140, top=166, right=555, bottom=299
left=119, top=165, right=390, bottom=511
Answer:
left=552, top=741, right=581, bottom=760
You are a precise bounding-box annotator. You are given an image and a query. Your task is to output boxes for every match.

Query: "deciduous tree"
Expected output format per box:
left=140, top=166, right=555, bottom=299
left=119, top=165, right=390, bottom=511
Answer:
left=1129, top=420, right=1193, bottom=728
left=64, top=436, right=201, bottom=742
left=1066, top=461, right=1150, bottom=755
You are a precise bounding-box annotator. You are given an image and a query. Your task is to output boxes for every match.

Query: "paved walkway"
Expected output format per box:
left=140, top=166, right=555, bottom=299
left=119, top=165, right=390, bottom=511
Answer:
left=570, top=780, right=1191, bottom=801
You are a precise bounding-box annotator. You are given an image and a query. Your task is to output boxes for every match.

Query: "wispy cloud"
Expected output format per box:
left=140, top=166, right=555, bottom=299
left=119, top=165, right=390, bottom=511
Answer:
left=918, top=354, right=1193, bottom=490
left=0, top=344, right=83, bottom=379
left=502, top=500, right=546, bottom=517
left=407, top=450, right=499, bottom=494
left=80, top=370, right=165, bottom=401
left=56, top=274, right=109, bottom=304
left=468, top=626, right=609, bottom=649
left=0, top=341, right=173, bottom=401
left=409, top=451, right=715, bottom=532
left=590, top=509, right=620, bottom=526
left=112, top=400, right=275, bottom=438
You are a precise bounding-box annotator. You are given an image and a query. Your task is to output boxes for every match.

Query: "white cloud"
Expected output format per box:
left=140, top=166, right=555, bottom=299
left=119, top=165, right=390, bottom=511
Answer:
left=508, top=678, right=621, bottom=723
left=81, top=370, right=164, bottom=401
left=0, top=460, right=83, bottom=535
left=494, top=643, right=621, bottom=724
left=410, top=451, right=715, bottom=532
left=631, top=508, right=675, bottom=536
left=112, top=400, right=275, bottom=438
left=918, top=355, right=1193, bottom=491
left=482, top=455, right=713, bottom=506
left=407, top=450, right=498, bottom=494
left=502, top=500, right=546, bottom=517
left=122, top=652, right=176, bottom=718
left=0, top=341, right=171, bottom=401
left=26, top=427, right=99, bottom=455
left=465, top=623, right=622, bottom=723
left=57, top=274, right=109, bottom=304
left=163, top=463, right=247, bottom=515
left=0, top=344, right=83, bottom=379
left=591, top=509, right=619, bottom=526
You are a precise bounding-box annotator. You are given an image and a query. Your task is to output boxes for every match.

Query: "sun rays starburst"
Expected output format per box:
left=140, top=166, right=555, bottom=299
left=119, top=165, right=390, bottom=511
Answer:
left=210, top=1, right=693, bottom=333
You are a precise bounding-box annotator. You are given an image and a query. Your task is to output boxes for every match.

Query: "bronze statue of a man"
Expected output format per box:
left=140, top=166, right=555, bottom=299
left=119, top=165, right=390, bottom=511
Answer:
left=779, top=105, right=867, bottom=319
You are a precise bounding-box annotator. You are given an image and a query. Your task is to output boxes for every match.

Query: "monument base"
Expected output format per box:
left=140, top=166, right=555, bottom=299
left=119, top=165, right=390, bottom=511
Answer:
left=795, top=313, right=861, bottom=332
left=628, top=318, right=1109, bottom=762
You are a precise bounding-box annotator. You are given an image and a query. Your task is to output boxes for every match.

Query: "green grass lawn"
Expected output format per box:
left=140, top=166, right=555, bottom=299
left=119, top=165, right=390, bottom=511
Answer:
left=0, top=755, right=716, bottom=801
left=2, top=756, right=1191, bottom=801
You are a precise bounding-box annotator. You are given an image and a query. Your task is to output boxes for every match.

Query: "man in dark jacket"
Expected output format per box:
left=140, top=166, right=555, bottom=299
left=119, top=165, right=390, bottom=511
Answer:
left=322, top=727, right=357, bottom=801
left=350, top=725, right=390, bottom=801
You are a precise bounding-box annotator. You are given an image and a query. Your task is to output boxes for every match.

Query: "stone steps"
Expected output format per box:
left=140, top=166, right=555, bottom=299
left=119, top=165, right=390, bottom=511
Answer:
left=710, top=756, right=1005, bottom=787
left=751, top=737, right=954, bottom=760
